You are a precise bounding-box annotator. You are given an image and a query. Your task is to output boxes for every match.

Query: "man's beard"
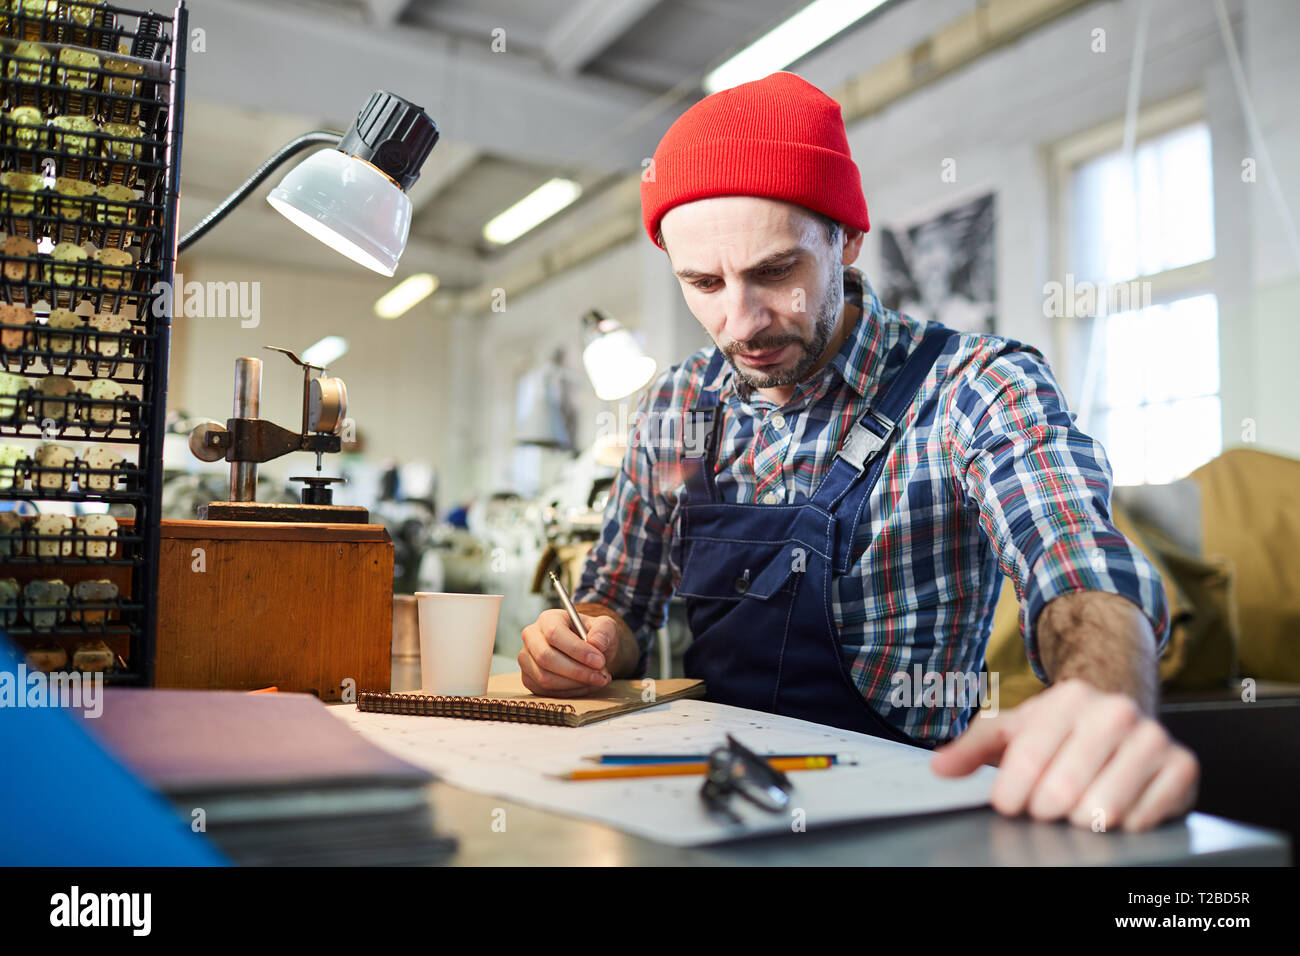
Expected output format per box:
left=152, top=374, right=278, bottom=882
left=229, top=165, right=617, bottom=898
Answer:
left=722, top=274, right=843, bottom=390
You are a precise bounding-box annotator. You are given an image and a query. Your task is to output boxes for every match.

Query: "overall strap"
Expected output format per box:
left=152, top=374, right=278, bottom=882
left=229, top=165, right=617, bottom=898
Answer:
left=681, top=348, right=727, bottom=503
left=813, top=324, right=958, bottom=570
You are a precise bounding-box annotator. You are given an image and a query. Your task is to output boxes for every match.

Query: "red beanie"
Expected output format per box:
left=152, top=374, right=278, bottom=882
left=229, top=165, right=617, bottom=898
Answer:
left=641, top=72, right=870, bottom=248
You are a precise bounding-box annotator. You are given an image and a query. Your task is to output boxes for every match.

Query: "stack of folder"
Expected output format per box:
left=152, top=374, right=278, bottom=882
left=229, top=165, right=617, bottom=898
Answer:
left=81, top=689, right=455, bottom=866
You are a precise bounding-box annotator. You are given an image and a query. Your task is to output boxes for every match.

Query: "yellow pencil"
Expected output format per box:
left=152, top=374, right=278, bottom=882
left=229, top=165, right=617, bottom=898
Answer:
left=553, top=756, right=832, bottom=781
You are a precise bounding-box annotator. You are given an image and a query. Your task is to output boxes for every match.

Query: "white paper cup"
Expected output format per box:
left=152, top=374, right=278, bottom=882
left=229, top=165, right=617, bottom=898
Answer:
left=414, top=592, right=502, bottom=696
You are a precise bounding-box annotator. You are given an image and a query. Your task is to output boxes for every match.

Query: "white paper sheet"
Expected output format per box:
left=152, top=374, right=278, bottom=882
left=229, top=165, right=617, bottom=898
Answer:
left=328, top=698, right=996, bottom=847
left=327, top=697, right=993, bottom=848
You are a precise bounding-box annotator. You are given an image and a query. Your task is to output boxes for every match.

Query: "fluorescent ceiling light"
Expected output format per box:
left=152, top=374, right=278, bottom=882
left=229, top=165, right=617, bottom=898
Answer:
left=703, top=0, right=888, bottom=94
left=483, top=178, right=582, bottom=245
left=375, top=273, right=439, bottom=319
left=302, top=335, right=349, bottom=368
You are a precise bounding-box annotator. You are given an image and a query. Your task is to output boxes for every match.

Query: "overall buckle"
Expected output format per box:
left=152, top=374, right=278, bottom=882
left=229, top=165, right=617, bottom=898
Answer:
left=835, top=409, right=895, bottom=471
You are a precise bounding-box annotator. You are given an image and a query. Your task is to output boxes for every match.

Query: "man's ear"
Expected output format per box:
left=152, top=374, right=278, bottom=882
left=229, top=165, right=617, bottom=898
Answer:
left=841, top=227, right=865, bottom=266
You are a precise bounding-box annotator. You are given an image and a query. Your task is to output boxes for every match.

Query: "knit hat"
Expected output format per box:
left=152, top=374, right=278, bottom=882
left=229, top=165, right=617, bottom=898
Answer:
left=641, top=72, right=870, bottom=248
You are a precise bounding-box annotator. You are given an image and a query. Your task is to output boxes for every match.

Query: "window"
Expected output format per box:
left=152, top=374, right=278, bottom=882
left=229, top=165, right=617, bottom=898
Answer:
left=1094, top=295, right=1220, bottom=485
left=1052, top=94, right=1220, bottom=485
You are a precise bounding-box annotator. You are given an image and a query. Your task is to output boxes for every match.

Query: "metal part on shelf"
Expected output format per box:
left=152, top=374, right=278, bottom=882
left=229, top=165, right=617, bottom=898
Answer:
left=0, top=1, right=190, bottom=685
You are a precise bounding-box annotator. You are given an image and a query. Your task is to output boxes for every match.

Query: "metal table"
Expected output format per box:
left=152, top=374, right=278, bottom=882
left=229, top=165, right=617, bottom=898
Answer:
left=392, top=657, right=1291, bottom=865
left=427, top=782, right=1290, bottom=866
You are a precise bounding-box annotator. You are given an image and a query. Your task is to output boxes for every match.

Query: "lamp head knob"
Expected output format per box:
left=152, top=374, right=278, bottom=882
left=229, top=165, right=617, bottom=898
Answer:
left=338, top=90, right=439, bottom=191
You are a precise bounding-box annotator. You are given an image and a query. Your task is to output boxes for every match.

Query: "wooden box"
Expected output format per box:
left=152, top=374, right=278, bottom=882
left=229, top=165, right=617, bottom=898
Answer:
left=153, top=519, right=393, bottom=700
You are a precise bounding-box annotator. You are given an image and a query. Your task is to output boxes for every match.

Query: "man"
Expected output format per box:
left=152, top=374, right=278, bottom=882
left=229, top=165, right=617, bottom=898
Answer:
left=519, top=72, right=1198, bottom=832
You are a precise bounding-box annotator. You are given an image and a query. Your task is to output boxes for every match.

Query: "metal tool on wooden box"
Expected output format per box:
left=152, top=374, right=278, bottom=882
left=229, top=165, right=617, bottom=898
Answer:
left=188, top=346, right=365, bottom=522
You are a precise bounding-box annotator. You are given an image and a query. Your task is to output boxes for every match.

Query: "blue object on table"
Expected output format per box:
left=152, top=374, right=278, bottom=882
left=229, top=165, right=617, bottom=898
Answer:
left=0, top=635, right=228, bottom=866
left=591, top=753, right=849, bottom=765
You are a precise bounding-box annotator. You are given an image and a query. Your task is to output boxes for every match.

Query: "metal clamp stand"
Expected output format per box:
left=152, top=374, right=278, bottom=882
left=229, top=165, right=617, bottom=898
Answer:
left=189, top=348, right=367, bottom=523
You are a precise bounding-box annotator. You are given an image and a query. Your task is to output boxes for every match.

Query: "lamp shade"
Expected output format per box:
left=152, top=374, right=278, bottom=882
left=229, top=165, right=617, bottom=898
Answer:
left=582, top=328, right=658, bottom=401
left=268, top=148, right=412, bottom=276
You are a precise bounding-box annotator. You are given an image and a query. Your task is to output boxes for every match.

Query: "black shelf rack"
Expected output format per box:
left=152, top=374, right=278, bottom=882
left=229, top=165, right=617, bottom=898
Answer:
left=0, top=0, right=187, bottom=684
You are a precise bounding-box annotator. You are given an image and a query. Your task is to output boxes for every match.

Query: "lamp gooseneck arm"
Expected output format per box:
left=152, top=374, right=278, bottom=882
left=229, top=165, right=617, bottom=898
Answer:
left=178, top=130, right=344, bottom=253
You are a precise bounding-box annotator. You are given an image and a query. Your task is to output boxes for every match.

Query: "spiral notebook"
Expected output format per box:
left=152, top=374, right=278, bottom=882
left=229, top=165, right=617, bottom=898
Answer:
left=357, top=672, right=706, bottom=727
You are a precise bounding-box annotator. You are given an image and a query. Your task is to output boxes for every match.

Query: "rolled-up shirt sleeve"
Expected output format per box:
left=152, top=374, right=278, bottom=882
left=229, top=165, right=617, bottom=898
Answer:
left=944, top=340, right=1171, bottom=683
left=572, top=393, right=678, bottom=675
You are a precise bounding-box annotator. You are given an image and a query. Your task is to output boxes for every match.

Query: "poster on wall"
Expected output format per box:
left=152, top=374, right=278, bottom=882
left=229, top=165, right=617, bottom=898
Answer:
left=876, top=192, right=997, bottom=335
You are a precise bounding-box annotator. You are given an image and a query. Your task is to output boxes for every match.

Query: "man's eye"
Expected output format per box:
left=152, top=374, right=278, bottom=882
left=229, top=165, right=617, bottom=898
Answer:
left=762, top=264, right=793, bottom=279
left=692, top=278, right=719, bottom=291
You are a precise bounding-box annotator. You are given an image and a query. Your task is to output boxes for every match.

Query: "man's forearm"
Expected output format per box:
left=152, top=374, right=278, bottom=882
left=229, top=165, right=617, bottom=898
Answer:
left=574, top=602, right=643, bottom=678
left=1035, top=590, right=1159, bottom=713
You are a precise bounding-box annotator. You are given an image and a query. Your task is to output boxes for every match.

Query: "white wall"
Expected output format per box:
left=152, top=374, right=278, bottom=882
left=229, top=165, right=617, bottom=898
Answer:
left=438, top=239, right=648, bottom=507
left=1238, top=0, right=1300, bottom=456
left=168, top=256, right=450, bottom=491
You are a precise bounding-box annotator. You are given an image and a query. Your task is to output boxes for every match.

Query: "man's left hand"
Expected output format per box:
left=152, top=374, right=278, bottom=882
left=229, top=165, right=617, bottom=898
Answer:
left=930, top=677, right=1199, bottom=831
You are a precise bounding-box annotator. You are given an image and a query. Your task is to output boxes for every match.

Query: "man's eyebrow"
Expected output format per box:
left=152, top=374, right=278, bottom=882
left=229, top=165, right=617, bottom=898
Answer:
left=673, top=247, right=805, bottom=281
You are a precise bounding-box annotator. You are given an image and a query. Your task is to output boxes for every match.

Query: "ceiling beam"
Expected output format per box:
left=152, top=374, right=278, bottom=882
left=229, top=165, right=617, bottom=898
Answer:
left=362, top=0, right=409, bottom=29
left=544, top=0, right=663, bottom=74
left=832, top=0, right=1095, bottom=124
left=442, top=175, right=644, bottom=315
left=405, top=138, right=480, bottom=213
left=185, top=0, right=676, bottom=172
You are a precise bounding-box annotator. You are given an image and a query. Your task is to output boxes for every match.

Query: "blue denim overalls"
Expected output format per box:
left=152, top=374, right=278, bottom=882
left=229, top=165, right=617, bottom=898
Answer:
left=677, top=324, right=957, bottom=748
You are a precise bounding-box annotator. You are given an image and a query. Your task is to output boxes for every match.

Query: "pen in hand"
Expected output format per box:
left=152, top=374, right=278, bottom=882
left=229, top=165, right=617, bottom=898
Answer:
left=549, top=571, right=589, bottom=642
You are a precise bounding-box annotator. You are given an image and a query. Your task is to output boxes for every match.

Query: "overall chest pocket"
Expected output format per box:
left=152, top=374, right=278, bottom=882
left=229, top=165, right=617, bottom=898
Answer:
left=676, top=501, right=832, bottom=602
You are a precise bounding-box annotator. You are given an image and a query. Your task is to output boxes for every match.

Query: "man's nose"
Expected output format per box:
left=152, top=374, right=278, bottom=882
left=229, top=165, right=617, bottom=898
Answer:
left=721, top=282, right=771, bottom=344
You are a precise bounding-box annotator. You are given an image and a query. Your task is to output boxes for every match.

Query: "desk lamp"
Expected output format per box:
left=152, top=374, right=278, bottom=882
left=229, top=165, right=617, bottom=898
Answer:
left=180, top=89, right=439, bottom=276
left=581, top=309, right=657, bottom=402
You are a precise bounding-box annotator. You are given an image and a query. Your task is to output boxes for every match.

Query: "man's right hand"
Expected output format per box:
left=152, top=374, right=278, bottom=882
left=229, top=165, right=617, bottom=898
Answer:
left=518, top=608, right=624, bottom=697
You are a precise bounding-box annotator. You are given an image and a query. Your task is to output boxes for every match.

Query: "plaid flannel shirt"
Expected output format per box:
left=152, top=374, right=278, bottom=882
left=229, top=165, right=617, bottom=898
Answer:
left=574, top=266, right=1169, bottom=745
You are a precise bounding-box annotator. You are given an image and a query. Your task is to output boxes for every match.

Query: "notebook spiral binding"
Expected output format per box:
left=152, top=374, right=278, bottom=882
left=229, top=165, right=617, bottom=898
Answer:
left=357, top=690, right=578, bottom=726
